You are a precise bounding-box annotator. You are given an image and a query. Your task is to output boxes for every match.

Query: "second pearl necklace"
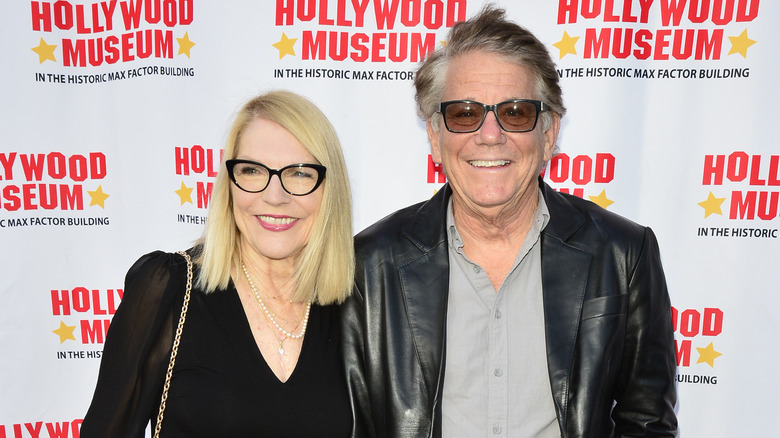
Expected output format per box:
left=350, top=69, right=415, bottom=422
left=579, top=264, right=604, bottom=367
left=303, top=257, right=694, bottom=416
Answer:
left=241, top=263, right=312, bottom=341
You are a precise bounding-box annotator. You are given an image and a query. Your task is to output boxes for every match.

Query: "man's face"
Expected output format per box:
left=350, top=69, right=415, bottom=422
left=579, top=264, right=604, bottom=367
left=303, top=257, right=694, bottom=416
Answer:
left=428, top=51, right=559, bottom=217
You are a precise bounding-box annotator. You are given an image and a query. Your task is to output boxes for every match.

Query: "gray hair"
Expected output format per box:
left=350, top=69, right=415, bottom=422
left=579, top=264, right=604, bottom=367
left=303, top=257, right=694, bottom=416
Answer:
left=414, top=5, right=566, bottom=132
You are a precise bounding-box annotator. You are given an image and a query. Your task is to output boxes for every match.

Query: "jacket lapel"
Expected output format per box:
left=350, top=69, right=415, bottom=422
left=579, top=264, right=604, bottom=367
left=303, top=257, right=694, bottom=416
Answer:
left=399, top=250, right=450, bottom=386
left=540, top=181, right=592, bottom=432
left=398, top=185, right=452, bottom=403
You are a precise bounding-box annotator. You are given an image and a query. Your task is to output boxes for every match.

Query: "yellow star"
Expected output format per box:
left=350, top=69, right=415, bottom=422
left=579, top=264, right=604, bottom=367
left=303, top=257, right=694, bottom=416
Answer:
left=589, top=190, right=614, bottom=209
left=440, top=40, right=448, bottom=47
left=176, top=181, right=193, bottom=205
left=53, top=321, right=76, bottom=344
left=696, top=342, right=722, bottom=367
left=553, top=31, right=579, bottom=59
left=88, top=185, right=110, bottom=208
left=698, top=192, right=726, bottom=218
left=272, top=33, right=297, bottom=59
left=728, top=29, right=756, bottom=58
left=177, top=32, right=196, bottom=58
left=32, top=38, right=57, bottom=64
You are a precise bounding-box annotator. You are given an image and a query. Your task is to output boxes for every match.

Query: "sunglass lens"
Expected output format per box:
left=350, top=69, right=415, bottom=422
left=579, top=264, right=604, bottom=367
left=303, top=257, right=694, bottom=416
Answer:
left=497, top=102, right=538, bottom=131
left=444, top=102, right=485, bottom=132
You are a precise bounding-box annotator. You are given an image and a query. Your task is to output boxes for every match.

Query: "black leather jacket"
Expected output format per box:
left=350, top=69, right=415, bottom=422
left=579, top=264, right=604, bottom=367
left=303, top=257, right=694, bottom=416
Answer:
left=342, top=179, right=678, bottom=437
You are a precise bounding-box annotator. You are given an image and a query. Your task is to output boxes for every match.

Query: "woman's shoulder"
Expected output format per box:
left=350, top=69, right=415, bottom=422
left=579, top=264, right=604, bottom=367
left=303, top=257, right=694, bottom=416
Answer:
left=128, top=249, right=192, bottom=275
left=127, top=247, right=201, bottom=282
left=122, top=249, right=196, bottom=310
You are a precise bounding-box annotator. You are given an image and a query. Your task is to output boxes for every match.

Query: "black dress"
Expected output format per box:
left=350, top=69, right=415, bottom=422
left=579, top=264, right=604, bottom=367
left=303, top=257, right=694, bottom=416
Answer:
left=80, top=250, right=351, bottom=437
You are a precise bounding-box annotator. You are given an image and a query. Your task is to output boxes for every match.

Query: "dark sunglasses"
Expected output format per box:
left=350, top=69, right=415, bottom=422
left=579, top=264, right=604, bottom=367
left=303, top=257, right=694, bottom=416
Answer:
left=437, top=99, right=547, bottom=133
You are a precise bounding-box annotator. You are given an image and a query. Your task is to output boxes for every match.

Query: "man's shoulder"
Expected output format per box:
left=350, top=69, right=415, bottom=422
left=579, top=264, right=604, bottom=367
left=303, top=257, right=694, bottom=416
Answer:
left=355, top=199, right=429, bottom=250
left=544, top=185, right=649, bottom=243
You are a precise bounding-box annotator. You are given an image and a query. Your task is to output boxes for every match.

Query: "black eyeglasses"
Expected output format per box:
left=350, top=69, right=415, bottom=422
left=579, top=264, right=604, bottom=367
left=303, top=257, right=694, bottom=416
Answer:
left=437, top=99, right=547, bottom=133
left=225, top=159, right=326, bottom=196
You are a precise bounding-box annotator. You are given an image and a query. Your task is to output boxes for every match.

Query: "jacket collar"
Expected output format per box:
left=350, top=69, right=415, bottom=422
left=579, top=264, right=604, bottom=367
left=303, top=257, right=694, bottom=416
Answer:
left=400, top=183, right=452, bottom=253
left=539, top=177, right=587, bottom=241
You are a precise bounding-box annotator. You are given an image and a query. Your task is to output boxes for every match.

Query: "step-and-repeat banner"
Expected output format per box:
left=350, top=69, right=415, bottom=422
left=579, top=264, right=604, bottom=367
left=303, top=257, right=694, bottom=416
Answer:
left=1, top=0, right=776, bottom=436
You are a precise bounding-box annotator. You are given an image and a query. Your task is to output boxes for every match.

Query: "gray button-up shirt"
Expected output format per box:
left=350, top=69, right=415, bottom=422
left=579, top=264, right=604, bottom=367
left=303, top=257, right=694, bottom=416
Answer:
left=442, top=190, right=560, bottom=437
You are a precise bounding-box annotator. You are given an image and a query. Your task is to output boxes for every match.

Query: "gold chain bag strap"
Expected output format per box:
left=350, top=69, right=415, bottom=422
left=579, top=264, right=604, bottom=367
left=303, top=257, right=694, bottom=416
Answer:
left=153, top=251, right=193, bottom=438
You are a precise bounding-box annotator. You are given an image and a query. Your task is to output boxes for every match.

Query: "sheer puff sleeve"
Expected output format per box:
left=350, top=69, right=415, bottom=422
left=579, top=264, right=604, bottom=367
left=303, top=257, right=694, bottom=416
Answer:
left=80, top=250, right=190, bottom=438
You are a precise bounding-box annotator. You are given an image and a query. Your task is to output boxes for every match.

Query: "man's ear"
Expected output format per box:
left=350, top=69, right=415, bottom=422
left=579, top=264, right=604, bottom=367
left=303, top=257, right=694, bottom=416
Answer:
left=427, top=119, right=442, bottom=164
left=543, top=113, right=561, bottom=162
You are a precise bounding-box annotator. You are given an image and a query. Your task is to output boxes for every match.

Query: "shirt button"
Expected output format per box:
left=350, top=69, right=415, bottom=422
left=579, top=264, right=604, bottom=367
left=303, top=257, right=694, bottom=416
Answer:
left=493, top=424, right=502, bottom=434
left=494, top=368, right=503, bottom=377
left=473, top=265, right=481, bottom=273
left=495, top=310, right=502, bottom=319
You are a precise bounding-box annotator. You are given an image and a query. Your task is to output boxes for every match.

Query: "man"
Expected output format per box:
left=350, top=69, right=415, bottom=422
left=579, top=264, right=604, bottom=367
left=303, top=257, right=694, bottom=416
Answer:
left=343, top=6, right=678, bottom=438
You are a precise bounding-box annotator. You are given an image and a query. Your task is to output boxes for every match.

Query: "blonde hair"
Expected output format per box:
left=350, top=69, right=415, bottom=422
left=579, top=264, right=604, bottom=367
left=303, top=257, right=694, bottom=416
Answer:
left=196, top=90, right=354, bottom=305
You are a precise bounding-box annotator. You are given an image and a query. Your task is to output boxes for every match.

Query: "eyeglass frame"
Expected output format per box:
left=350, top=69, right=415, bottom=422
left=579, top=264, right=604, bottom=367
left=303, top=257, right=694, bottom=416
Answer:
left=225, top=159, right=327, bottom=196
left=436, top=99, right=548, bottom=133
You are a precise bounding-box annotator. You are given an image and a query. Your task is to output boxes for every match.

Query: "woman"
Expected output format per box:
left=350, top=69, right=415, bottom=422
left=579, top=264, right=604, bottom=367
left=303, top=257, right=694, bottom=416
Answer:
left=81, top=91, right=355, bottom=437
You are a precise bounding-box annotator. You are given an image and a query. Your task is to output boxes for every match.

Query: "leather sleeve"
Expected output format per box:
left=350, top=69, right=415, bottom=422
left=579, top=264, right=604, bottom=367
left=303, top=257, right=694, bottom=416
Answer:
left=611, top=227, right=678, bottom=437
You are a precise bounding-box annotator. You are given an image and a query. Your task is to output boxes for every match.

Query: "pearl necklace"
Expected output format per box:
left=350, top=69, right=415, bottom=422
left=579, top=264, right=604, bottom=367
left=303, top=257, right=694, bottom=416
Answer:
left=241, top=263, right=311, bottom=344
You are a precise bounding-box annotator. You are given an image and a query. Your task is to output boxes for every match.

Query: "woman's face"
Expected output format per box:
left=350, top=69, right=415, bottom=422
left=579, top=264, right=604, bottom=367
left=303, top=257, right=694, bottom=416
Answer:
left=231, top=118, right=323, bottom=265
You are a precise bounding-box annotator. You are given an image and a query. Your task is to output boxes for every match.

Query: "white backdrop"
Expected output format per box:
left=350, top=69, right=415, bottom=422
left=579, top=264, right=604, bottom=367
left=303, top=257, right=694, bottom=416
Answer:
left=1, top=0, right=777, bottom=436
